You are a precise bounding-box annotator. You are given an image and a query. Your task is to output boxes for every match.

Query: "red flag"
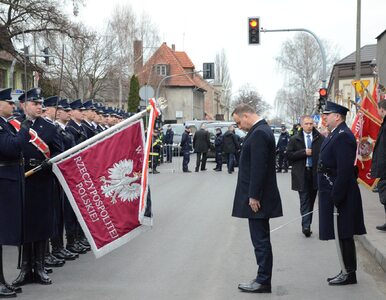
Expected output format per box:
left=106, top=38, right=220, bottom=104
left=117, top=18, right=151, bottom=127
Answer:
left=53, top=120, right=149, bottom=258
left=351, top=86, right=382, bottom=189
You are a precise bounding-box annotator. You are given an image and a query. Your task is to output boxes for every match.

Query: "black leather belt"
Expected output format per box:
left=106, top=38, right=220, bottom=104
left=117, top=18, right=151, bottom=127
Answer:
left=26, top=158, right=43, bottom=167
left=0, top=159, right=24, bottom=167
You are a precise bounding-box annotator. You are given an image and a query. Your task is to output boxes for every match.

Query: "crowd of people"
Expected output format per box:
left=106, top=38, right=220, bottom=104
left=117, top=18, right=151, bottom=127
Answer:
left=0, top=87, right=127, bottom=297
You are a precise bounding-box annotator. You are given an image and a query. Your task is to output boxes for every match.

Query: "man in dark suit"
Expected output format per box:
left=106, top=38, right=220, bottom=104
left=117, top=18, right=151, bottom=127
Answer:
left=0, top=88, right=31, bottom=297
left=193, top=123, right=210, bottom=172
left=13, top=88, right=63, bottom=286
left=163, top=125, right=174, bottom=163
left=318, top=101, right=366, bottom=285
left=232, top=104, right=283, bottom=294
left=287, top=115, right=324, bottom=237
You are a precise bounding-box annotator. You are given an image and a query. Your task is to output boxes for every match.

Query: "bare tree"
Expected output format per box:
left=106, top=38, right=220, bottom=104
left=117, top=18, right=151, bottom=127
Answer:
left=0, top=0, right=83, bottom=58
left=214, top=49, right=232, bottom=110
left=275, top=33, right=339, bottom=119
left=232, top=84, right=271, bottom=115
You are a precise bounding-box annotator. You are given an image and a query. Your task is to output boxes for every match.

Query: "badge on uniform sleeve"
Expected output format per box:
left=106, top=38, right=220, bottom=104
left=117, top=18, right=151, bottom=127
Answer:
left=339, top=129, right=344, bottom=134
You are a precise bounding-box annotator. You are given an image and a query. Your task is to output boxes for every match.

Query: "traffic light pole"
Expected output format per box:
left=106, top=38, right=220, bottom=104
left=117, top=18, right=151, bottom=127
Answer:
left=260, top=28, right=327, bottom=88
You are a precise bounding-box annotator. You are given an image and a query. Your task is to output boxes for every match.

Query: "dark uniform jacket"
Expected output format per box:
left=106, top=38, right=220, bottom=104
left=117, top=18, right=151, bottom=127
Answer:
left=163, top=129, right=174, bottom=145
left=232, top=120, right=283, bottom=219
left=0, top=117, right=30, bottom=245
left=371, top=117, right=386, bottom=179
left=180, top=130, right=192, bottom=152
left=66, top=119, right=88, bottom=145
left=317, top=122, right=366, bottom=240
left=276, top=131, right=290, bottom=151
left=222, top=131, right=238, bottom=154
left=81, top=120, right=97, bottom=139
left=193, top=128, right=210, bottom=153
left=214, top=133, right=223, bottom=152
left=19, top=116, right=63, bottom=242
left=287, top=128, right=324, bottom=191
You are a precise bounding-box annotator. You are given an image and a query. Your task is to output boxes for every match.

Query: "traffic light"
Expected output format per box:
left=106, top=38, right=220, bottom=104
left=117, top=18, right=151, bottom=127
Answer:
left=203, top=63, right=214, bottom=79
left=248, top=17, right=260, bottom=45
left=42, top=47, right=50, bottom=65
left=318, top=88, right=328, bottom=110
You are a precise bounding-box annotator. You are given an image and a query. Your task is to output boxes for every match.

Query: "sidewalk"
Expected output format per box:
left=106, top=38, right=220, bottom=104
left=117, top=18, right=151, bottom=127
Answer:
left=357, top=185, right=386, bottom=272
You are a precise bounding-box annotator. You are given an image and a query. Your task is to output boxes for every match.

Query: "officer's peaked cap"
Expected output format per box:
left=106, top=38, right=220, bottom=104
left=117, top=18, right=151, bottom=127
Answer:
left=43, top=96, right=60, bottom=108
left=70, top=99, right=85, bottom=110
left=323, top=101, right=349, bottom=116
left=0, top=88, right=15, bottom=103
left=83, top=99, right=96, bottom=110
left=58, top=99, right=71, bottom=111
left=18, top=88, right=43, bottom=103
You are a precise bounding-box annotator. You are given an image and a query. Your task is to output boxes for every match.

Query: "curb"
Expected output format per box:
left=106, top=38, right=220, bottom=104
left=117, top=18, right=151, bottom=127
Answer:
left=357, top=235, right=386, bottom=272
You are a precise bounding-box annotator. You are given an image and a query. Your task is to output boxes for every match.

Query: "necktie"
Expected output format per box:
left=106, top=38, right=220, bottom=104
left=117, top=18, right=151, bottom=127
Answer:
left=306, top=134, right=312, bottom=167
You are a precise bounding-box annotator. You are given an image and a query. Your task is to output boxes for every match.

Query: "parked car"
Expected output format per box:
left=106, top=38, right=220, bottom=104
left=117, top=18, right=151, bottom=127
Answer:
left=184, top=120, right=214, bottom=134
left=205, top=122, right=246, bottom=159
left=161, top=123, right=186, bottom=156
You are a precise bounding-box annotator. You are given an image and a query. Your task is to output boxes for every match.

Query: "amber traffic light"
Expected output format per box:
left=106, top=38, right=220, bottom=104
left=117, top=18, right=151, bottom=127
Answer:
left=248, top=17, right=260, bottom=45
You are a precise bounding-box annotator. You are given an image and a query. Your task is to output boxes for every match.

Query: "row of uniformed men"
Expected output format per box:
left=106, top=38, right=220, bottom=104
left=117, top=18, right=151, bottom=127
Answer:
left=0, top=87, right=127, bottom=297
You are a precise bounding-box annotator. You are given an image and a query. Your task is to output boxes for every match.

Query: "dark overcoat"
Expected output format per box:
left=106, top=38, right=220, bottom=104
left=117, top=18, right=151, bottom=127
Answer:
left=193, top=128, right=210, bottom=153
left=222, top=131, right=238, bottom=154
left=317, top=122, right=366, bottom=240
left=66, top=119, right=88, bottom=145
left=180, top=131, right=192, bottom=152
left=20, top=117, right=63, bottom=243
left=371, top=117, right=386, bottom=179
left=0, top=118, right=30, bottom=245
left=232, top=120, right=283, bottom=219
left=286, top=128, right=324, bottom=191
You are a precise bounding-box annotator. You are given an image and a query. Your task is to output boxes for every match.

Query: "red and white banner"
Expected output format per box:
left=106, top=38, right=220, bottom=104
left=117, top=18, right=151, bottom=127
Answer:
left=351, top=85, right=382, bottom=189
left=53, top=119, right=151, bottom=258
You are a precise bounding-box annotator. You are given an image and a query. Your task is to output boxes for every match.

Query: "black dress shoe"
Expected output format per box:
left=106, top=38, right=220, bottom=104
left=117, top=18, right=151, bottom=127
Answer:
left=45, top=253, right=65, bottom=267
left=66, top=243, right=87, bottom=254
left=238, top=281, right=271, bottom=293
left=302, top=227, right=312, bottom=237
left=52, top=248, right=78, bottom=260
left=328, top=272, right=357, bottom=285
left=327, top=271, right=342, bottom=282
left=44, top=267, right=53, bottom=274
left=3, top=282, right=22, bottom=294
left=201, top=168, right=207, bottom=171
left=376, top=223, right=386, bottom=231
left=183, top=170, right=191, bottom=173
left=12, top=269, right=34, bottom=287
left=0, top=282, right=16, bottom=298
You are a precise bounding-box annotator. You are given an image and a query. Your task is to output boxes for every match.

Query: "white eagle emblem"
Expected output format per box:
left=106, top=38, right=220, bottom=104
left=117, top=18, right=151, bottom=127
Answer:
left=100, top=159, right=141, bottom=204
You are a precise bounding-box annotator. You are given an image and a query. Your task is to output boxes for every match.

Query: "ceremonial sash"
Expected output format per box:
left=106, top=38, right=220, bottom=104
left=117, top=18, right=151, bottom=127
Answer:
left=8, top=119, right=51, bottom=159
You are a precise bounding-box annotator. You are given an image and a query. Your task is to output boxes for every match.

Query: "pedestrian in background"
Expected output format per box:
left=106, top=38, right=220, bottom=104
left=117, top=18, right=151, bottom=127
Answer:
left=180, top=126, right=192, bottom=173
left=213, top=127, right=223, bottom=171
left=232, top=104, right=282, bottom=294
left=370, top=99, right=386, bottom=231
left=287, top=115, right=324, bottom=237
left=223, top=125, right=239, bottom=174
left=163, top=125, right=174, bottom=163
left=193, top=123, right=210, bottom=172
left=318, top=101, right=366, bottom=286
left=276, top=124, right=290, bottom=172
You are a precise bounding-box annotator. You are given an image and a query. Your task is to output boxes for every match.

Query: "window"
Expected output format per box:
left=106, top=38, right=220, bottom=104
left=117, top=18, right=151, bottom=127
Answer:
left=21, top=73, right=32, bottom=90
left=0, top=69, right=7, bottom=88
left=156, top=64, right=168, bottom=76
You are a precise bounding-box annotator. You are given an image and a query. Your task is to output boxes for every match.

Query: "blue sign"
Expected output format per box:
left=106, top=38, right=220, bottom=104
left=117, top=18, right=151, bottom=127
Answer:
left=312, top=114, right=321, bottom=124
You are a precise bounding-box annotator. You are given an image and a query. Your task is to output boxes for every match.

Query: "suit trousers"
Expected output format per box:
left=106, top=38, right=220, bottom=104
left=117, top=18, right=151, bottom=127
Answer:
left=182, top=151, right=190, bottom=172
left=248, top=218, right=272, bottom=285
left=298, top=168, right=317, bottom=229
left=195, top=152, right=207, bottom=171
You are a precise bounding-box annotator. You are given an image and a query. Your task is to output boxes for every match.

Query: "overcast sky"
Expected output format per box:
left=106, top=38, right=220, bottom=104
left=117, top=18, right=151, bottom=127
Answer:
left=77, top=0, right=385, bottom=106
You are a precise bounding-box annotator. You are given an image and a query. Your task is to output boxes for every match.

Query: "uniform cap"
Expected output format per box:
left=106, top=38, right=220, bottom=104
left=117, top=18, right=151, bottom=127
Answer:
left=0, top=88, right=15, bottom=103
left=323, top=101, right=349, bottom=116
left=18, top=88, right=43, bottom=103
left=70, top=99, right=85, bottom=110
left=43, top=96, right=60, bottom=108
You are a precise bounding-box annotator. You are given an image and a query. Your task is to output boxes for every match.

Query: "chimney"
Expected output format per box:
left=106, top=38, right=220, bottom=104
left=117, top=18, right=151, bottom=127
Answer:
left=133, top=40, right=143, bottom=75
left=172, top=44, right=175, bottom=52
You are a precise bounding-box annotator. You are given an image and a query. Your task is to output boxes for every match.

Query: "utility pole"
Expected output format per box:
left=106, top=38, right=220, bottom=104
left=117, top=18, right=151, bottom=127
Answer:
left=355, top=0, right=361, bottom=81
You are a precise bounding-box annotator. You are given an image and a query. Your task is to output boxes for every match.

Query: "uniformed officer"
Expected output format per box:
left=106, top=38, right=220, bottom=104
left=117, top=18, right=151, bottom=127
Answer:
left=180, top=125, right=192, bottom=172
left=149, top=130, right=161, bottom=174
left=0, top=88, right=31, bottom=297
left=317, top=101, right=366, bottom=285
left=81, top=100, right=97, bottom=138
left=13, top=88, right=63, bottom=286
left=64, top=99, right=89, bottom=254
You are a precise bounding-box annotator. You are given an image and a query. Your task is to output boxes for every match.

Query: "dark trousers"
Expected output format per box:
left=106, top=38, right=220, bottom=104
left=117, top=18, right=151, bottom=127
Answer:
left=340, top=237, right=357, bottom=273
left=182, top=151, right=190, bottom=171
left=166, top=144, right=173, bottom=162
left=248, top=218, right=272, bottom=285
left=277, top=150, right=288, bottom=171
left=151, top=155, right=158, bottom=171
left=215, top=151, right=222, bottom=170
left=298, top=169, right=317, bottom=229
left=226, top=153, right=235, bottom=173
left=63, top=194, right=78, bottom=240
left=195, top=152, right=207, bottom=171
